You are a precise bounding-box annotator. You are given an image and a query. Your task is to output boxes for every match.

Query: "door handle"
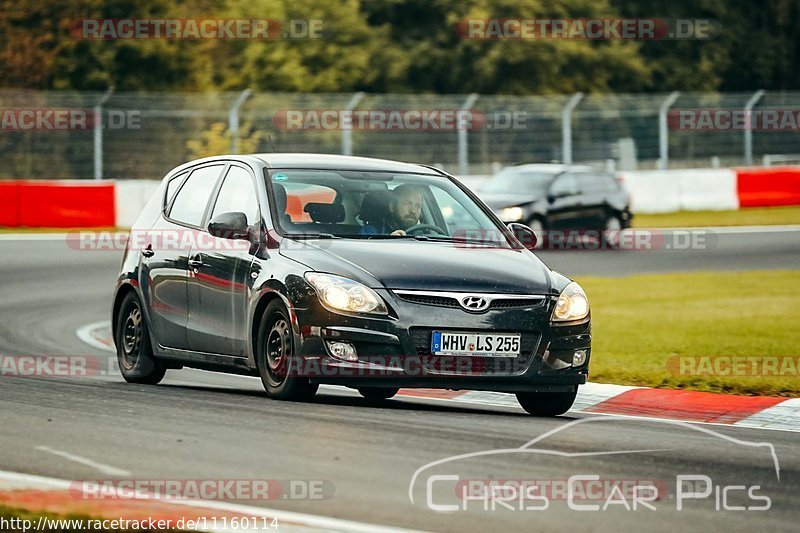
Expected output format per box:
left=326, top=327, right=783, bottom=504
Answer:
left=141, top=244, right=155, bottom=258
left=188, top=254, right=204, bottom=268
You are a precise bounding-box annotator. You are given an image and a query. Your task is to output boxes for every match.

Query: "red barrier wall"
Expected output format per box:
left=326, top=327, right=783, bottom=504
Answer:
left=1, top=180, right=115, bottom=227
left=0, top=181, right=21, bottom=226
left=737, top=167, right=800, bottom=208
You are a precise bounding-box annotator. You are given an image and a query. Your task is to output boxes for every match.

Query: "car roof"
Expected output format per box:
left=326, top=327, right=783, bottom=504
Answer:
left=501, top=163, right=596, bottom=174
left=253, top=154, right=442, bottom=175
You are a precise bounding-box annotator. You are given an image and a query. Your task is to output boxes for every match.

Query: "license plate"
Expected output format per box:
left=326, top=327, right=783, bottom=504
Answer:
left=431, top=331, right=521, bottom=357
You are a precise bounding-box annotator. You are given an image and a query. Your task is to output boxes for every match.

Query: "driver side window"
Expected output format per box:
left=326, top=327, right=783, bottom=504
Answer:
left=211, top=166, right=260, bottom=226
left=549, top=174, right=579, bottom=197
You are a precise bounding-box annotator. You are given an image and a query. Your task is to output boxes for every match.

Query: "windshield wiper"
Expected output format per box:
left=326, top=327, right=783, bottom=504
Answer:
left=285, top=233, right=340, bottom=239
left=414, top=235, right=504, bottom=247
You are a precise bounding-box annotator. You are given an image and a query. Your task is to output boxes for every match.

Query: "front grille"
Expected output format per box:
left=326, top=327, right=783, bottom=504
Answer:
left=409, top=328, right=540, bottom=376
left=394, top=291, right=545, bottom=312
left=396, top=293, right=460, bottom=308
left=489, top=298, right=545, bottom=310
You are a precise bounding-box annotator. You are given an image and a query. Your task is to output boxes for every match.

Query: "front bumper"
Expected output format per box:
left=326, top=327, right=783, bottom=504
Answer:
left=291, top=289, right=590, bottom=393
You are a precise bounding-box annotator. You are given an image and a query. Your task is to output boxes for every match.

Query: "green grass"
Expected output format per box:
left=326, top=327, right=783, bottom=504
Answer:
left=578, top=270, right=800, bottom=397
left=633, top=205, right=800, bottom=228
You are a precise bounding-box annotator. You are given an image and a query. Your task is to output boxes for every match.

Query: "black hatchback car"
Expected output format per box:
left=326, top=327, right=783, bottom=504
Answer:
left=113, top=154, right=591, bottom=416
left=478, top=164, right=632, bottom=246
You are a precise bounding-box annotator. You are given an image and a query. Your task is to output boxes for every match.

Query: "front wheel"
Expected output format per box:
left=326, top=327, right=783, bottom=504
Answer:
left=358, top=387, right=399, bottom=401
left=527, top=218, right=545, bottom=249
left=115, top=292, right=166, bottom=384
left=516, top=390, right=577, bottom=416
left=256, top=300, right=318, bottom=401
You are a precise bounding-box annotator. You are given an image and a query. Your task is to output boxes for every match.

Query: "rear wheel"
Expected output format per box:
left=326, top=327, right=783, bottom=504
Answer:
left=256, top=300, right=318, bottom=401
left=516, top=390, right=577, bottom=416
left=601, top=214, right=623, bottom=248
left=358, top=387, right=399, bottom=401
left=115, top=292, right=166, bottom=384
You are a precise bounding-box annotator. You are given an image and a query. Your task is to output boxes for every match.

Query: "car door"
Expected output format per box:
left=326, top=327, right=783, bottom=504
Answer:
left=186, top=164, right=261, bottom=357
left=545, top=173, right=581, bottom=230
left=141, top=164, right=225, bottom=350
left=575, top=172, right=607, bottom=229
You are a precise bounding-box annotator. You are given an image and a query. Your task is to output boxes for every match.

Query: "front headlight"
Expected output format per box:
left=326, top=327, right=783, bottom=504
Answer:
left=304, top=273, right=388, bottom=315
left=499, top=206, right=525, bottom=222
left=551, top=282, right=589, bottom=323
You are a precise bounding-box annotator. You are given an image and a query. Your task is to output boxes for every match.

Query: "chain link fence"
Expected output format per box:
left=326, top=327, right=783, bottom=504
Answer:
left=1, top=89, right=799, bottom=180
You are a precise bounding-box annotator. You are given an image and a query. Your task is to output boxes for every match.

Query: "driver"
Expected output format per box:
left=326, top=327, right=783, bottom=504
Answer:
left=361, top=184, right=423, bottom=236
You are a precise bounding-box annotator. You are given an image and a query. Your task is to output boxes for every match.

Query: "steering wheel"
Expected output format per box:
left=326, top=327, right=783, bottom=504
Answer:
left=404, top=223, right=447, bottom=236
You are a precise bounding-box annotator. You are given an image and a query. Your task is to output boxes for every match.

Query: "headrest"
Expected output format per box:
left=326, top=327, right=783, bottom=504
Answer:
left=304, top=202, right=345, bottom=223
left=272, top=183, right=288, bottom=213
left=359, top=190, right=393, bottom=224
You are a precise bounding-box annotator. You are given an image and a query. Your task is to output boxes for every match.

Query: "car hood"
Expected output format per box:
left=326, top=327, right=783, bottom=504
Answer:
left=478, top=192, right=542, bottom=210
left=281, top=238, right=556, bottom=294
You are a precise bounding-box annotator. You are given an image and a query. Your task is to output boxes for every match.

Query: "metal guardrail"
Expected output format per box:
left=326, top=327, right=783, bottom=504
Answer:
left=1, top=89, right=799, bottom=180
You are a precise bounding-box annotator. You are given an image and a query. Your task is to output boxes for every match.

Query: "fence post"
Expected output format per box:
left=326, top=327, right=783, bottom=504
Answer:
left=342, top=92, right=365, bottom=156
left=458, top=93, right=479, bottom=175
left=744, top=89, right=764, bottom=166
left=93, top=87, right=114, bottom=180
left=562, top=93, right=583, bottom=165
left=229, top=89, right=252, bottom=154
left=658, top=91, right=681, bottom=170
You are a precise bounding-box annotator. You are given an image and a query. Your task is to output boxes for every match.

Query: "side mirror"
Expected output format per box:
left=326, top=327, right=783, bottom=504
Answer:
left=208, top=212, right=249, bottom=240
left=507, top=222, right=538, bottom=251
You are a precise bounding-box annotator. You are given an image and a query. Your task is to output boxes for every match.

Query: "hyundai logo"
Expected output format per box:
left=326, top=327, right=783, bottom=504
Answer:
left=460, top=295, right=490, bottom=311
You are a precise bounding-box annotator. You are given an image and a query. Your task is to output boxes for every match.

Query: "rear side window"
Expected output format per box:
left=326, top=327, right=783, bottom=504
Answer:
left=577, top=172, right=620, bottom=193
left=164, top=172, right=188, bottom=209
left=211, top=166, right=260, bottom=225
left=168, top=165, right=224, bottom=226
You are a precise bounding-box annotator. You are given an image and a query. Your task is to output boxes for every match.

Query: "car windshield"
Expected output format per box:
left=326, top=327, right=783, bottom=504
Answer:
left=481, top=170, right=556, bottom=194
left=265, top=169, right=511, bottom=247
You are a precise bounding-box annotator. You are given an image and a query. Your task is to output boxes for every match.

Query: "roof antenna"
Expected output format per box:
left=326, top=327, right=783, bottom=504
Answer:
left=268, top=134, right=276, bottom=153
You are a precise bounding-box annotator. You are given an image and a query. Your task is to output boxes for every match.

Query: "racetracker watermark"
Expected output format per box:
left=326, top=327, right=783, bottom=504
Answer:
left=670, top=109, right=800, bottom=131
left=457, top=478, right=667, bottom=504
left=0, top=109, right=140, bottom=131
left=277, top=355, right=570, bottom=378
left=667, top=355, right=800, bottom=377
left=272, top=109, right=530, bottom=131
left=66, top=230, right=253, bottom=252
left=71, top=18, right=323, bottom=40
left=453, top=229, right=716, bottom=251
left=455, top=18, right=717, bottom=40
left=69, top=479, right=333, bottom=501
left=1, top=517, right=280, bottom=532
left=0, top=355, right=103, bottom=377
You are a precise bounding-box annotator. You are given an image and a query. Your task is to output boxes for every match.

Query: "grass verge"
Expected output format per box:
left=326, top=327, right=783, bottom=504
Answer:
left=577, top=270, right=800, bottom=397
left=633, top=205, right=800, bottom=228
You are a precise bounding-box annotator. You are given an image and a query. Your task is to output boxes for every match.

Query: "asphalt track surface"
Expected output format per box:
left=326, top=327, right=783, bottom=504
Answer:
left=1, top=230, right=798, bottom=532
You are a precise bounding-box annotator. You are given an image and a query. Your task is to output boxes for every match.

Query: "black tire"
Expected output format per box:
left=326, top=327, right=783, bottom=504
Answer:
left=256, top=300, right=318, bottom=401
left=115, top=291, right=167, bottom=384
left=516, top=390, right=577, bottom=417
left=358, top=387, right=399, bottom=401
left=601, top=214, right=623, bottom=249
